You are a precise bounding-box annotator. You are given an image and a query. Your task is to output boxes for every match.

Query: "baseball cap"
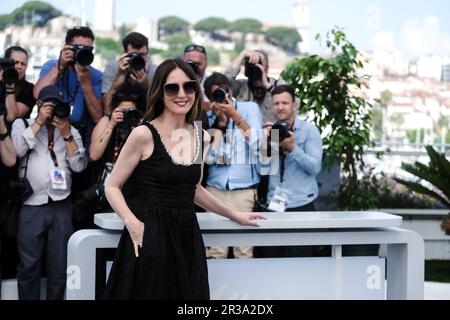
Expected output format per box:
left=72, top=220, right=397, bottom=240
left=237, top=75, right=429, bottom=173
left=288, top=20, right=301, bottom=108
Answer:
left=38, top=85, right=64, bottom=102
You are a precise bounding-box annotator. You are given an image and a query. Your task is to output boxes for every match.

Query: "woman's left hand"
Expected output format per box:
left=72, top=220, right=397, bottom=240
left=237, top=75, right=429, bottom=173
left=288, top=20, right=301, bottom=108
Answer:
left=232, top=212, right=266, bottom=226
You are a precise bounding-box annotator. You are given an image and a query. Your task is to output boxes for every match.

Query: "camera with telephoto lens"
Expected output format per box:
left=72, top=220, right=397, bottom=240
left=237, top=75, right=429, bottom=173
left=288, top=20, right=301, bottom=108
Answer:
left=186, top=60, right=200, bottom=76
left=53, top=101, right=71, bottom=118
left=126, top=53, right=146, bottom=71
left=244, top=57, right=263, bottom=84
left=70, top=45, right=94, bottom=67
left=267, top=121, right=291, bottom=157
left=212, top=86, right=228, bottom=103
left=0, top=58, right=19, bottom=85
left=119, top=108, right=142, bottom=129
left=271, top=121, right=291, bottom=142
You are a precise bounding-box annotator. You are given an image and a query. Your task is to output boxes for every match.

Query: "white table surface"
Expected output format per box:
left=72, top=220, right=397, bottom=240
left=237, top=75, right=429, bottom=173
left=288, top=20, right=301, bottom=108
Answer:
left=94, top=211, right=402, bottom=231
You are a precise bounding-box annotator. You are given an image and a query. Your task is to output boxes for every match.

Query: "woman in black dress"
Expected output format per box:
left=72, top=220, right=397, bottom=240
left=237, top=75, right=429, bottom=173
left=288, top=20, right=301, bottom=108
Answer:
left=102, top=59, right=264, bottom=300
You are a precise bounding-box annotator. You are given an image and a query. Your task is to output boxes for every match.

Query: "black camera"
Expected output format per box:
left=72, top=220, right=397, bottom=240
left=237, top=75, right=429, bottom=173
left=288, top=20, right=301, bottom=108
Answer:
left=186, top=60, right=200, bottom=76
left=126, top=53, right=146, bottom=71
left=271, top=121, right=291, bottom=142
left=119, top=108, right=142, bottom=129
left=76, top=184, right=108, bottom=213
left=0, top=58, right=19, bottom=85
left=71, top=45, right=94, bottom=67
left=244, top=57, right=263, bottom=84
left=53, top=101, right=71, bottom=118
left=8, top=177, right=33, bottom=203
left=212, top=87, right=228, bottom=103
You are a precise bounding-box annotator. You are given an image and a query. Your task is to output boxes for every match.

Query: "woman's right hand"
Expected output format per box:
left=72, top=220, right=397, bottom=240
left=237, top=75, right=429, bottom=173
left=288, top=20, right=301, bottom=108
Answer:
left=125, top=217, right=144, bottom=257
left=109, top=108, right=124, bottom=128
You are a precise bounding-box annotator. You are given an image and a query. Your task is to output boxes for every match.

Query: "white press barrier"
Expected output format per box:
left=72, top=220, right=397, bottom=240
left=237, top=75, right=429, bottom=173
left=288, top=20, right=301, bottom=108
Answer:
left=66, top=211, right=424, bottom=300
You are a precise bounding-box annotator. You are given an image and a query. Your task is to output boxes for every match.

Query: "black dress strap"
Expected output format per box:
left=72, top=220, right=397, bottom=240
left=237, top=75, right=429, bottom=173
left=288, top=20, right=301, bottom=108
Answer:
left=142, top=121, right=163, bottom=147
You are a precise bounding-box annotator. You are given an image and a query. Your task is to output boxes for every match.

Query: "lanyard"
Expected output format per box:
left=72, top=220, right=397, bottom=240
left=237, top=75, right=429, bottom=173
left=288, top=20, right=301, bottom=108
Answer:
left=61, top=68, right=80, bottom=105
left=113, top=130, right=126, bottom=163
left=47, top=127, right=59, bottom=168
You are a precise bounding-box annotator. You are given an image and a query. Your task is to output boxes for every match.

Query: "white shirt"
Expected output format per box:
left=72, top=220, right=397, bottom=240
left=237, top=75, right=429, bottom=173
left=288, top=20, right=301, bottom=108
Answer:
left=11, top=118, right=87, bottom=206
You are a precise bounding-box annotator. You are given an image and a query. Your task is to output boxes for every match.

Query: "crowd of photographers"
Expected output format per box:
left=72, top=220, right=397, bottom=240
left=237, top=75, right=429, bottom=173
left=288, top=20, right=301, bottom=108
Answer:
left=0, top=26, right=324, bottom=299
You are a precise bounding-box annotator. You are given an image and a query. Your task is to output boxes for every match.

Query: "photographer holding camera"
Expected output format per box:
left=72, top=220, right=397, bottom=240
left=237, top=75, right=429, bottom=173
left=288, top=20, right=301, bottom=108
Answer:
left=11, top=85, right=87, bottom=300
left=102, top=32, right=157, bottom=114
left=34, top=26, right=103, bottom=148
left=203, top=72, right=263, bottom=259
left=72, top=83, right=145, bottom=229
left=254, top=85, right=323, bottom=258
left=0, top=46, right=36, bottom=124
left=224, top=49, right=284, bottom=123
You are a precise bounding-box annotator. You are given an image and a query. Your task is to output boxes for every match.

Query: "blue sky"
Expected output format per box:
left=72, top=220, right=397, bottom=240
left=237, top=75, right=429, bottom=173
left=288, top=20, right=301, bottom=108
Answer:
left=3, top=0, right=450, bottom=59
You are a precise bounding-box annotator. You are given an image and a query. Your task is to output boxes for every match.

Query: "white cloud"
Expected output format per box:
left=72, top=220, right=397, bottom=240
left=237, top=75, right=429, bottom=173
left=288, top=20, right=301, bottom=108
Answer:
left=400, top=16, right=450, bottom=58
left=372, top=31, right=395, bottom=50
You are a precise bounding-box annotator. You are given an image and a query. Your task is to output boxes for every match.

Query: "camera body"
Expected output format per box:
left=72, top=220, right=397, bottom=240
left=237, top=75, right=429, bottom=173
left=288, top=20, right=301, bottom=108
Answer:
left=244, top=57, right=263, bottom=84
left=70, top=45, right=94, bottom=67
left=126, top=53, right=146, bottom=71
left=8, top=177, right=33, bottom=203
left=76, top=183, right=108, bottom=213
left=53, top=101, right=71, bottom=118
left=271, top=121, right=291, bottom=142
left=212, top=86, right=228, bottom=103
left=119, top=108, right=142, bottom=129
left=0, top=58, right=19, bottom=85
left=186, top=60, right=200, bottom=76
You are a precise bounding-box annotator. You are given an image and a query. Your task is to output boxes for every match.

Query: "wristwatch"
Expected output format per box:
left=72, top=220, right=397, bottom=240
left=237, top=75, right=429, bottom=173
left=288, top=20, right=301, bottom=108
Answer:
left=63, top=134, right=74, bottom=142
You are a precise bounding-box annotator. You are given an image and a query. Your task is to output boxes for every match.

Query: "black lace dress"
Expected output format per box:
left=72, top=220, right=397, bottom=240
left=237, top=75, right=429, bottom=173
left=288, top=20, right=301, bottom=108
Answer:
left=102, top=121, right=209, bottom=300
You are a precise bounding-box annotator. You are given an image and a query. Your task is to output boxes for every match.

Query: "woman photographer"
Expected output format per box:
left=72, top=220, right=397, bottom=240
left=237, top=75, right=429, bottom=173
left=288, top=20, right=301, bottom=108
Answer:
left=73, top=83, right=145, bottom=229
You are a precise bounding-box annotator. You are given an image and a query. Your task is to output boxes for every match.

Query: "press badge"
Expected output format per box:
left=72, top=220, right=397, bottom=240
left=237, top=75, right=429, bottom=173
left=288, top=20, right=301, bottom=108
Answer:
left=50, top=169, right=67, bottom=190
left=268, top=185, right=289, bottom=212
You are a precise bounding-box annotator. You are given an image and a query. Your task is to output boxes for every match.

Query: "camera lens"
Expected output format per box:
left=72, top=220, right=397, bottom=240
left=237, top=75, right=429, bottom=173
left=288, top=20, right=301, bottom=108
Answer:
left=53, top=102, right=71, bottom=118
left=73, top=45, right=94, bottom=67
left=128, top=53, right=146, bottom=71
left=212, top=87, right=227, bottom=103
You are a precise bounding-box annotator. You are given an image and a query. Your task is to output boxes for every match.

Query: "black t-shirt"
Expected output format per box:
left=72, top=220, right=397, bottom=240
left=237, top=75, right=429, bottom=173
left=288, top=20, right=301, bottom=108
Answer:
left=15, top=80, right=36, bottom=118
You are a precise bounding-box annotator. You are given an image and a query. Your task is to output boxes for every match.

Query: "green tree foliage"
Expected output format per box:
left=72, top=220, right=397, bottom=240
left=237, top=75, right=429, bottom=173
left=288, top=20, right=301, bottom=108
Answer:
left=0, top=1, right=62, bottom=30
left=396, top=145, right=450, bottom=208
left=194, top=17, right=229, bottom=33
left=228, top=18, right=262, bottom=34
left=282, top=28, right=374, bottom=210
left=206, top=48, right=220, bottom=66
left=265, top=27, right=301, bottom=52
left=118, top=24, right=133, bottom=41
left=158, top=16, right=190, bottom=38
left=95, top=37, right=122, bottom=61
left=161, top=33, right=192, bottom=59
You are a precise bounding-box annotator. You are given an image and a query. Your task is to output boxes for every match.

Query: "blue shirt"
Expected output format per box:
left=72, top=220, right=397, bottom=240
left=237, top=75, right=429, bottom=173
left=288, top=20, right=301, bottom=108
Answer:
left=267, top=117, right=323, bottom=208
left=39, top=60, right=103, bottom=125
left=206, top=100, right=263, bottom=190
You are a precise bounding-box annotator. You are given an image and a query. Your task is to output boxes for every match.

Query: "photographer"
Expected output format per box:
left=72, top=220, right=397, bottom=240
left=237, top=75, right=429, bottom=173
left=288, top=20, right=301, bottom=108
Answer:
left=183, top=44, right=208, bottom=93
left=34, top=26, right=103, bottom=148
left=11, top=85, right=87, bottom=300
left=0, top=46, right=36, bottom=124
left=254, top=85, right=323, bottom=258
left=102, top=32, right=157, bottom=114
left=224, top=49, right=284, bottom=123
left=73, top=84, right=145, bottom=229
left=204, top=72, right=263, bottom=259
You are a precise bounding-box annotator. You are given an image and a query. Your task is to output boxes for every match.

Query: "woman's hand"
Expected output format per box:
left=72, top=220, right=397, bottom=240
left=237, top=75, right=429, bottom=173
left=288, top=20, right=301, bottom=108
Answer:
left=125, top=217, right=145, bottom=257
left=231, top=212, right=266, bottom=227
left=109, top=108, right=124, bottom=128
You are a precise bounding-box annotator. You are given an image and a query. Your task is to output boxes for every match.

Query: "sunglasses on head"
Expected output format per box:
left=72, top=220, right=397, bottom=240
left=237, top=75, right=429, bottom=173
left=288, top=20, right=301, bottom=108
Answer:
left=164, top=80, right=198, bottom=97
left=184, top=44, right=206, bottom=54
